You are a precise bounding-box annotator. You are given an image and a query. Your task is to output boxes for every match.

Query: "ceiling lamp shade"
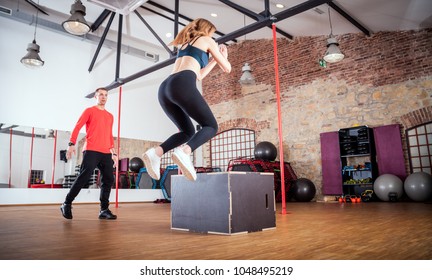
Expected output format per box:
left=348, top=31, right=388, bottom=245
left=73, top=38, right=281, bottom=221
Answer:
left=239, top=63, right=255, bottom=85
left=323, top=36, right=345, bottom=63
left=62, top=0, right=91, bottom=36
left=21, top=40, right=44, bottom=69
left=322, top=6, right=344, bottom=64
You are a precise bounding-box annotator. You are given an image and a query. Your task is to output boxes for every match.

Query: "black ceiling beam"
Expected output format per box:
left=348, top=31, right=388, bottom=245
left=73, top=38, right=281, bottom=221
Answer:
left=174, top=0, right=179, bottom=37
left=115, top=14, right=123, bottom=80
left=90, top=9, right=112, bottom=32
left=86, top=80, right=122, bottom=98
left=85, top=57, right=176, bottom=98
left=25, top=0, right=49, bottom=15
left=0, top=124, right=18, bottom=132
left=261, top=0, right=271, bottom=17
left=118, top=56, right=176, bottom=86
left=88, top=12, right=116, bottom=72
left=86, top=0, right=328, bottom=98
left=216, top=0, right=329, bottom=44
left=141, top=6, right=187, bottom=28
left=328, top=1, right=371, bottom=36
left=145, top=0, right=234, bottom=42
left=146, top=0, right=193, bottom=22
left=218, top=0, right=293, bottom=40
left=134, top=10, right=174, bottom=56
left=218, top=0, right=263, bottom=21
left=174, top=0, right=179, bottom=52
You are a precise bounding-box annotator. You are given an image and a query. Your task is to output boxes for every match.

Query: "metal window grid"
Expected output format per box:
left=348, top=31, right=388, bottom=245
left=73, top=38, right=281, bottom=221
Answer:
left=29, top=170, right=44, bottom=184
left=160, top=150, right=194, bottom=169
left=407, top=122, right=432, bottom=174
left=210, top=128, right=256, bottom=171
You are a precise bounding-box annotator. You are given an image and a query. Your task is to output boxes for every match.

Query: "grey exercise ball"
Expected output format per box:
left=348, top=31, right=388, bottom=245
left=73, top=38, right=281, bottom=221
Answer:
left=373, top=174, right=404, bottom=201
left=404, top=172, right=432, bottom=202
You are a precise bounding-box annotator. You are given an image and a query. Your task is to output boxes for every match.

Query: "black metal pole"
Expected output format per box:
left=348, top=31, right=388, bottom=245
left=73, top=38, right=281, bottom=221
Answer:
left=88, top=12, right=115, bottom=72
left=174, top=0, right=179, bottom=38
left=134, top=10, right=173, bottom=56
left=90, top=9, right=112, bottom=32
left=115, top=14, right=123, bottom=80
left=146, top=0, right=231, bottom=40
left=328, top=1, right=371, bottom=36
left=216, top=0, right=328, bottom=44
left=218, top=0, right=293, bottom=39
left=264, top=0, right=270, bottom=17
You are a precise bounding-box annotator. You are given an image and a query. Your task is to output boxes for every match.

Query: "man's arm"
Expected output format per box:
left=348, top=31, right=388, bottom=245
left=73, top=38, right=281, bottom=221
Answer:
left=66, top=108, right=90, bottom=159
left=70, top=108, right=90, bottom=144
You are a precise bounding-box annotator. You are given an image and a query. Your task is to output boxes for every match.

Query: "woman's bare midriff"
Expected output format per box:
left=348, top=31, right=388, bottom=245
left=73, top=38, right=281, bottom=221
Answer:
left=172, top=56, right=201, bottom=78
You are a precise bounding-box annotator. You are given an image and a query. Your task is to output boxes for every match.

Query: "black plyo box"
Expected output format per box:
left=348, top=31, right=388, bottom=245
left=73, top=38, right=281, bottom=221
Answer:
left=171, top=172, right=276, bottom=235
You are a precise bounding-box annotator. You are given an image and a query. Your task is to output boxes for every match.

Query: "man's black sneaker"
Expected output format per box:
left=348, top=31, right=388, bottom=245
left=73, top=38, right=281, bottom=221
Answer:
left=60, top=203, right=73, bottom=219
left=99, top=209, right=117, bottom=220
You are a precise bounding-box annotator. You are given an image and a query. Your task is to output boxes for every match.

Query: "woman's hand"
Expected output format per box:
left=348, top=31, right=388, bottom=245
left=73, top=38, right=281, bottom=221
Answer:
left=219, top=44, right=228, bottom=59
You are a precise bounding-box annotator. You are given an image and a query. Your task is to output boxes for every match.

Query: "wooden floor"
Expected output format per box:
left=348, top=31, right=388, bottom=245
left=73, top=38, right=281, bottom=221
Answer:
left=0, top=201, right=431, bottom=260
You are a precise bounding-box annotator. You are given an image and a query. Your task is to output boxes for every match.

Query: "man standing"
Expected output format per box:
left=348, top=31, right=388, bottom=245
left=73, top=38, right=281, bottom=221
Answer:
left=61, top=87, right=118, bottom=220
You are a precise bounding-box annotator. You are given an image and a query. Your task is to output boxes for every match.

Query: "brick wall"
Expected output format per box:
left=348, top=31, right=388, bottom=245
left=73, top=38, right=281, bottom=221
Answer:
left=204, top=29, right=432, bottom=104
left=202, top=28, right=432, bottom=200
left=400, top=106, right=432, bottom=129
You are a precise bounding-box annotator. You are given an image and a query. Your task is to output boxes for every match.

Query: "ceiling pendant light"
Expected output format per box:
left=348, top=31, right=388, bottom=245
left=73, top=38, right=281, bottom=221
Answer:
left=21, top=40, right=44, bottom=68
left=239, top=15, right=255, bottom=85
left=21, top=1, right=44, bottom=69
left=324, top=36, right=344, bottom=63
left=62, top=0, right=91, bottom=36
left=239, top=63, right=255, bottom=85
left=323, top=7, right=344, bottom=63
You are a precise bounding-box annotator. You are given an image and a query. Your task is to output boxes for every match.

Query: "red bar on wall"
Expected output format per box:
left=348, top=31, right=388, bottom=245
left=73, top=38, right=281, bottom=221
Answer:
left=51, top=130, right=58, bottom=188
left=115, top=86, right=122, bottom=208
left=9, top=128, right=12, bottom=188
left=28, top=127, right=35, bottom=188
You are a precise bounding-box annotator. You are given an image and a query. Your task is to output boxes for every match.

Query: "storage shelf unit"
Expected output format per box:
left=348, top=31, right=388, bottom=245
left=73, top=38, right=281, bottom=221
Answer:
left=321, top=124, right=407, bottom=196
left=338, top=126, right=378, bottom=196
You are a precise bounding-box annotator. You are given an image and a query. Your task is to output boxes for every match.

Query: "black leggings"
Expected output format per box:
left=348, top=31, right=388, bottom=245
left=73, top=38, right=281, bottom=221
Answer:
left=65, top=151, right=114, bottom=209
left=158, top=70, right=218, bottom=152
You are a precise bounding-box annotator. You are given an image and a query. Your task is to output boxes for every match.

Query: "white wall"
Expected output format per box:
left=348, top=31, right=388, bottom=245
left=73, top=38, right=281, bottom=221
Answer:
left=0, top=15, right=178, bottom=142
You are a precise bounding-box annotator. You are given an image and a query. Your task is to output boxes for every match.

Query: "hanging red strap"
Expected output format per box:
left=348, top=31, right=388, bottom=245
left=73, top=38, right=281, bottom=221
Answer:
left=51, top=130, right=57, bottom=188
left=28, top=127, right=35, bottom=188
left=272, top=23, right=287, bottom=215
left=115, top=86, right=122, bottom=208
left=9, top=128, right=12, bottom=188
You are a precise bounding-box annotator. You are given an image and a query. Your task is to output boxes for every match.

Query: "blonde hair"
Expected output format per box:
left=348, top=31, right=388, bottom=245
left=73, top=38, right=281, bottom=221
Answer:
left=170, top=18, right=216, bottom=46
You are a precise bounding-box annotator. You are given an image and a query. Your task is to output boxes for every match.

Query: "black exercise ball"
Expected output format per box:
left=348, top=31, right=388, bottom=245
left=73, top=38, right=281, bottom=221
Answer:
left=291, top=178, right=316, bottom=202
left=129, top=157, right=144, bottom=173
left=254, top=141, right=277, bottom=161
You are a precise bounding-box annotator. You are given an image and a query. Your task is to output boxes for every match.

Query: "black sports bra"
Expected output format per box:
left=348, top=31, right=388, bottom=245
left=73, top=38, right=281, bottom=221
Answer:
left=177, top=36, right=209, bottom=69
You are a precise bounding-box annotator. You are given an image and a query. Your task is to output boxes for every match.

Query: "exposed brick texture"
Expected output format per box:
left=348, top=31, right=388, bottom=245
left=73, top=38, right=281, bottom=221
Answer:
left=218, top=118, right=270, bottom=138
left=400, top=106, right=432, bottom=129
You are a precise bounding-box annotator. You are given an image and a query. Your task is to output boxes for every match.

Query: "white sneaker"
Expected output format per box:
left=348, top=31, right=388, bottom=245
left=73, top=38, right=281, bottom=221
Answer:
left=142, top=148, right=161, bottom=180
left=172, top=148, right=197, bottom=181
